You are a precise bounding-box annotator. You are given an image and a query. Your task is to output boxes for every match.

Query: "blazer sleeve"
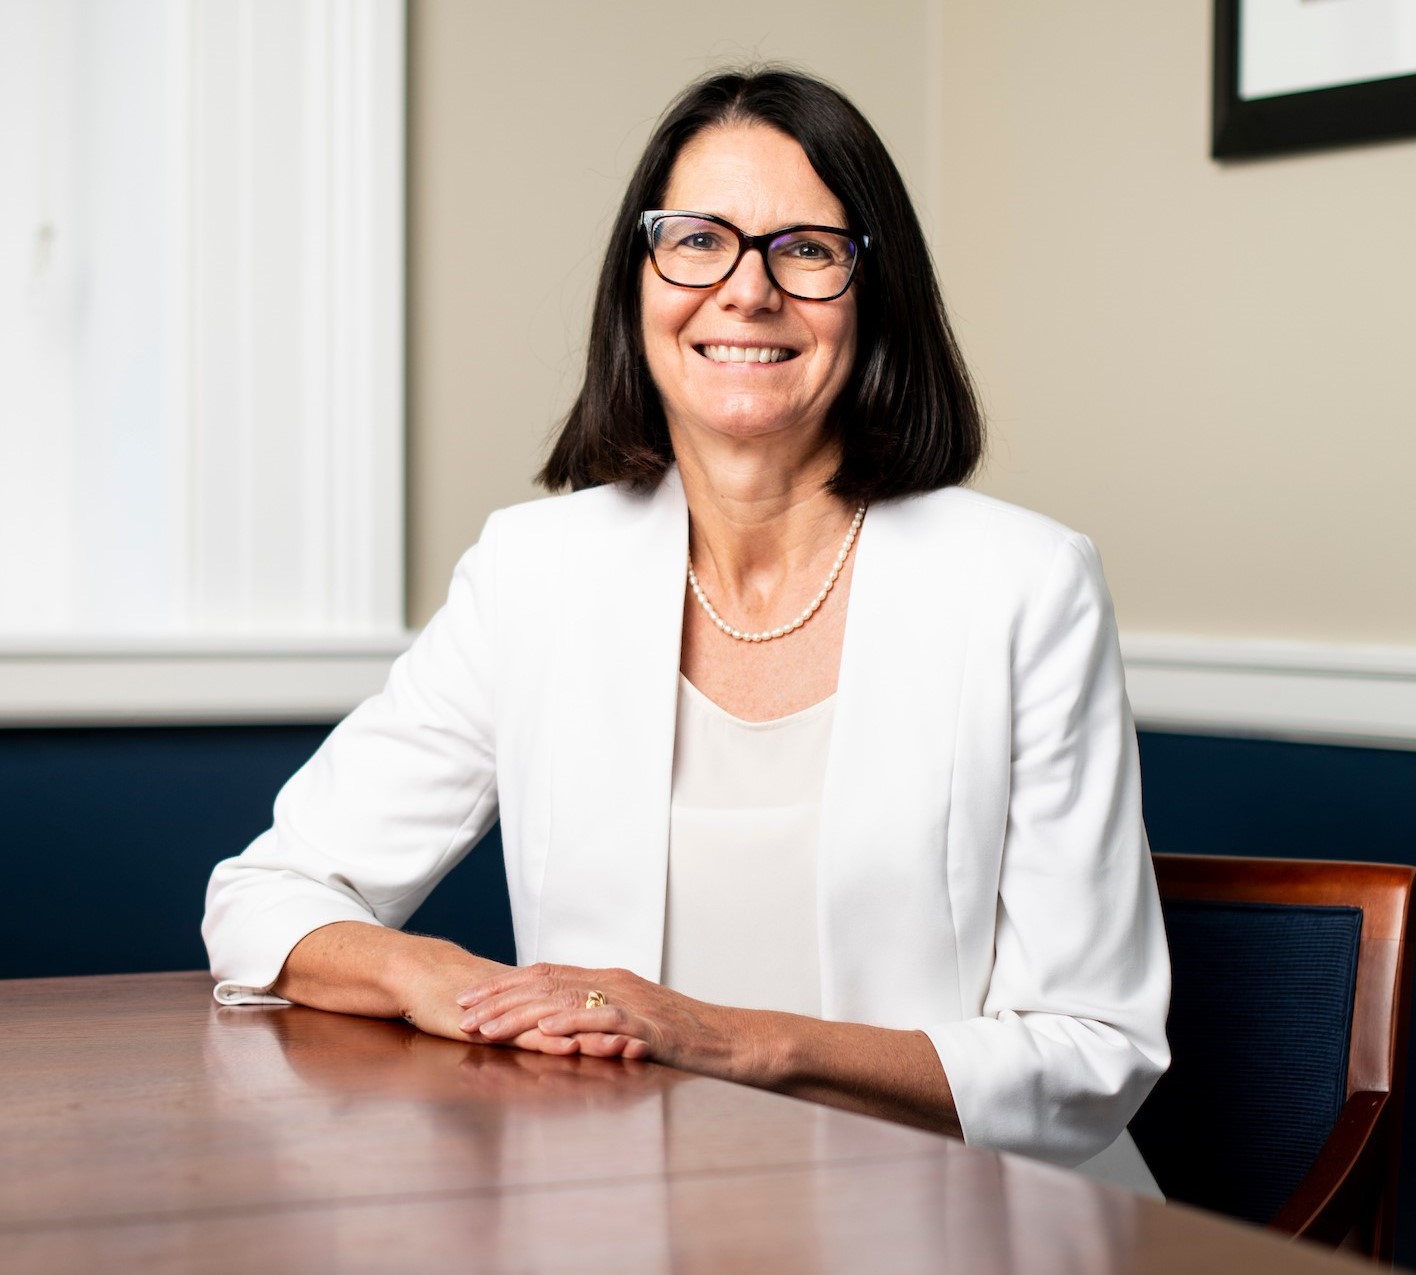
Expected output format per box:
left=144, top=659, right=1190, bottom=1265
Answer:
left=201, top=518, right=504, bottom=1005
left=926, top=534, right=1171, bottom=1165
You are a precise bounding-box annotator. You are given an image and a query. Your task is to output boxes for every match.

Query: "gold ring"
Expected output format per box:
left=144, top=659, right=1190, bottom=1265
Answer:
left=585, top=990, right=607, bottom=1009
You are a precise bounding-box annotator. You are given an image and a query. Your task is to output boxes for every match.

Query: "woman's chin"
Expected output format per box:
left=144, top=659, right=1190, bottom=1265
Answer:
left=671, top=407, right=831, bottom=451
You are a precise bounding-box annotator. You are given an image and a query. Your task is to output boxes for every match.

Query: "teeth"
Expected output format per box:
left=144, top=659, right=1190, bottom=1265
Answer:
left=701, top=344, right=791, bottom=364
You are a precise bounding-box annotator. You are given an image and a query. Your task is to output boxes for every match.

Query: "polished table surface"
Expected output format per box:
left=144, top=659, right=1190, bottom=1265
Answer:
left=0, top=972, right=1378, bottom=1274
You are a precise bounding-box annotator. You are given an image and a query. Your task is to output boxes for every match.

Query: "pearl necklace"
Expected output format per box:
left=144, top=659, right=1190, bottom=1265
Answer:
left=687, top=504, right=866, bottom=643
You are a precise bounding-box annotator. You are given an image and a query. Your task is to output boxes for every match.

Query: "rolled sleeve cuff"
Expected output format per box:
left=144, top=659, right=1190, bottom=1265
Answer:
left=925, top=1016, right=1152, bottom=1167
left=206, top=892, right=388, bottom=1007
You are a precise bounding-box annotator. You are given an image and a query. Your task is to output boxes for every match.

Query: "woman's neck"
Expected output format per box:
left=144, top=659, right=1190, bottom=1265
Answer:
left=672, top=429, right=857, bottom=607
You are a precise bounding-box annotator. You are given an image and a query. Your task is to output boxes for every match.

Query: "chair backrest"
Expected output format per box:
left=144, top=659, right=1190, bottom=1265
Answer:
left=1130, top=855, right=1413, bottom=1229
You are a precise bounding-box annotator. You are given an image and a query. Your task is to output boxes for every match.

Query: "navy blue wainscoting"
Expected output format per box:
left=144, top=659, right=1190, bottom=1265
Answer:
left=1137, top=732, right=1416, bottom=866
left=1, top=723, right=515, bottom=981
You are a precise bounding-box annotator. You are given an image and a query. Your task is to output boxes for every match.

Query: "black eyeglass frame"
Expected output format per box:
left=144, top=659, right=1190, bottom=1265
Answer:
left=639, top=209, right=871, bottom=303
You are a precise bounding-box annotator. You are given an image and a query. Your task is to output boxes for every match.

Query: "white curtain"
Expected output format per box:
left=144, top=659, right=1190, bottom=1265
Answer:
left=0, top=0, right=404, bottom=644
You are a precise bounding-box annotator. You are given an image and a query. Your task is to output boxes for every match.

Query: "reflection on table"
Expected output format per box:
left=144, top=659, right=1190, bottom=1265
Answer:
left=0, top=972, right=1375, bottom=1274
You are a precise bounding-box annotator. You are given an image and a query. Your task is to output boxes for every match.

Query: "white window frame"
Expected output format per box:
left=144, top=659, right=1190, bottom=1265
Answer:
left=0, top=0, right=412, bottom=724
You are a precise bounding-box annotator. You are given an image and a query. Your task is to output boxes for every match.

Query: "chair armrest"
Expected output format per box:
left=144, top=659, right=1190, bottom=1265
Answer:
left=1268, top=1090, right=1389, bottom=1245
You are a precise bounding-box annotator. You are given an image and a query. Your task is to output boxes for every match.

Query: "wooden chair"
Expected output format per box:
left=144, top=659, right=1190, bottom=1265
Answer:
left=1129, top=854, right=1414, bottom=1262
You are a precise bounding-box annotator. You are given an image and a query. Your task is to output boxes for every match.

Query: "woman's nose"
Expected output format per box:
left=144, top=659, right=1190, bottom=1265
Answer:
left=715, top=247, right=782, bottom=314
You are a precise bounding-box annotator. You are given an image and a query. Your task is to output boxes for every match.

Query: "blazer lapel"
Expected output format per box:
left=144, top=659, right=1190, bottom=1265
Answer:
left=816, top=493, right=977, bottom=1026
left=535, top=472, right=687, bottom=978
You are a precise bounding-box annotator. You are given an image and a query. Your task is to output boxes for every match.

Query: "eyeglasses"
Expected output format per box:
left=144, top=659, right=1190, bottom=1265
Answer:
left=640, top=210, right=869, bottom=302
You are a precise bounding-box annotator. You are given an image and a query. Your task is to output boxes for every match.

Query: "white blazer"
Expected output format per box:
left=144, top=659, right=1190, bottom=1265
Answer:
left=204, top=469, right=1170, bottom=1167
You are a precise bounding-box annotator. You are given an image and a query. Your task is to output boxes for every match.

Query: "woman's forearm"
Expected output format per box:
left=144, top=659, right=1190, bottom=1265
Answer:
left=737, top=1011, right=961, bottom=1137
left=274, top=921, right=507, bottom=1037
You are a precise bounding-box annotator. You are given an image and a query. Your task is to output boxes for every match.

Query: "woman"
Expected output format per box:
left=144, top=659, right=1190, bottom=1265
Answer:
left=204, top=69, right=1169, bottom=1185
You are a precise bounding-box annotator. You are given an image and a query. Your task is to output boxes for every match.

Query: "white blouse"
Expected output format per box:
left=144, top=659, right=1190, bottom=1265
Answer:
left=661, top=676, right=834, bottom=1017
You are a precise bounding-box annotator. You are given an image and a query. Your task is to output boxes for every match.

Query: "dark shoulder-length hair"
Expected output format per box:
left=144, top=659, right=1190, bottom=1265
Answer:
left=539, top=67, right=983, bottom=501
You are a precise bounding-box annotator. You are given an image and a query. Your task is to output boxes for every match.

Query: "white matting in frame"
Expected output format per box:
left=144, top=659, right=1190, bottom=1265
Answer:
left=1241, top=0, right=1416, bottom=100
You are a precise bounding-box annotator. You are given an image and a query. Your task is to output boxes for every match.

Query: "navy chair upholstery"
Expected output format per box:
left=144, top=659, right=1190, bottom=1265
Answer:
left=1130, top=855, right=1413, bottom=1262
left=1130, top=899, right=1360, bottom=1223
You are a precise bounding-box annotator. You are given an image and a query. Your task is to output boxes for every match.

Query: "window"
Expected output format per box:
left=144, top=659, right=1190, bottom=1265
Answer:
left=0, top=0, right=408, bottom=721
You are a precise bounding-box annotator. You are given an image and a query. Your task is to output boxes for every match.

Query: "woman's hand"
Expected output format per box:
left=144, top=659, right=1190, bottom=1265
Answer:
left=456, top=963, right=756, bottom=1077
left=385, top=946, right=595, bottom=1057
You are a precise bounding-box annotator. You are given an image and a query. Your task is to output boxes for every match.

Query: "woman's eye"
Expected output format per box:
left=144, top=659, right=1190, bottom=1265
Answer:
left=680, top=231, right=723, bottom=252
left=781, top=239, right=832, bottom=262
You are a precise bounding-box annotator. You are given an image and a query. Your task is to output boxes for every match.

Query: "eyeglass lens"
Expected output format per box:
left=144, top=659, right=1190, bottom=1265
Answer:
left=646, top=214, right=858, bottom=300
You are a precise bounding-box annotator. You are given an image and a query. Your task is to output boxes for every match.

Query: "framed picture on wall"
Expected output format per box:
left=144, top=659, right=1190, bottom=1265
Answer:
left=1213, top=0, right=1416, bottom=157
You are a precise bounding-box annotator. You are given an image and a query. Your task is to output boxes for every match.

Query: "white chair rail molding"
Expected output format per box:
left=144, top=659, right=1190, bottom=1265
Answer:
left=1121, top=635, right=1416, bottom=752
left=5, top=630, right=1414, bottom=743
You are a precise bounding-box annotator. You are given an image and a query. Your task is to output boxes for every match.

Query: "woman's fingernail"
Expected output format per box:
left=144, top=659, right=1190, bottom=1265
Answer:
left=456, top=992, right=478, bottom=1007
left=479, top=1018, right=501, bottom=1036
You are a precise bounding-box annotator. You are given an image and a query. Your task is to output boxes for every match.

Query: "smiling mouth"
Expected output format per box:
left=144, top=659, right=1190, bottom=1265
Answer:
left=696, top=344, right=798, bottom=364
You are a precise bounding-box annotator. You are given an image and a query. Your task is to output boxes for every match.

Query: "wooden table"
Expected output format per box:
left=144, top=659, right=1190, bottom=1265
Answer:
left=0, top=973, right=1378, bottom=1274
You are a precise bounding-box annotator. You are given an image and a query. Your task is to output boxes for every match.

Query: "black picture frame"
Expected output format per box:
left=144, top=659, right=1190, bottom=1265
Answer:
left=1213, top=0, right=1416, bottom=158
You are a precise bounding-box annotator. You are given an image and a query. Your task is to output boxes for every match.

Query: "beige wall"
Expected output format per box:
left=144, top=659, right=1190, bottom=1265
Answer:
left=938, top=4, right=1416, bottom=643
left=409, top=2, right=1416, bottom=644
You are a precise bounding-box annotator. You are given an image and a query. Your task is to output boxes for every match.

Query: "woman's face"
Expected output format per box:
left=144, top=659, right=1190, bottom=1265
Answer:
left=640, top=123, right=858, bottom=455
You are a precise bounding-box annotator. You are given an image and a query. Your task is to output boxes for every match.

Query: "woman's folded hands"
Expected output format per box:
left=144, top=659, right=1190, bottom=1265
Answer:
left=455, top=962, right=758, bottom=1079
